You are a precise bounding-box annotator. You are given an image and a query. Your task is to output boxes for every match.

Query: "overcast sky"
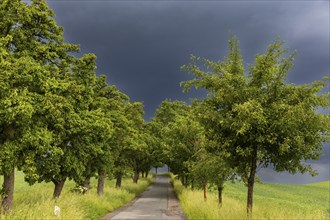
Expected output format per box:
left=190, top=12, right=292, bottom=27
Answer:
left=45, top=0, right=329, bottom=183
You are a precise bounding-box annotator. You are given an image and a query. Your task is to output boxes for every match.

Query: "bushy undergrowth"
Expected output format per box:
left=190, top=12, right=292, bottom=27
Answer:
left=170, top=174, right=329, bottom=220
left=0, top=171, right=152, bottom=219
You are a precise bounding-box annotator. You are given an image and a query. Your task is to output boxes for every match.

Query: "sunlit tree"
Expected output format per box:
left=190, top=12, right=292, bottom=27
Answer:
left=182, top=36, right=330, bottom=216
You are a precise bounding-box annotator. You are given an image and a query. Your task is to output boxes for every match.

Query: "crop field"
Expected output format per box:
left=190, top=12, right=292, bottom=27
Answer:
left=0, top=171, right=152, bottom=219
left=172, top=176, right=330, bottom=219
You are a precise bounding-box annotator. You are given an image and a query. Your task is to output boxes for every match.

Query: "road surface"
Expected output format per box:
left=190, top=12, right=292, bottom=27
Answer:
left=101, top=175, right=185, bottom=220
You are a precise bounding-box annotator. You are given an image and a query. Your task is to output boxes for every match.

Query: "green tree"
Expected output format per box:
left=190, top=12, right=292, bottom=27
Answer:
left=86, top=75, right=128, bottom=195
left=152, top=100, right=188, bottom=175
left=160, top=101, right=234, bottom=204
left=153, top=100, right=188, bottom=175
left=0, top=0, right=79, bottom=210
left=191, top=100, right=236, bottom=206
left=112, top=101, right=146, bottom=186
left=182, top=36, right=330, bottom=216
left=126, top=102, right=147, bottom=184
left=189, top=148, right=234, bottom=206
left=24, top=54, right=101, bottom=199
left=157, top=101, right=202, bottom=187
left=0, top=0, right=105, bottom=206
left=0, top=37, right=41, bottom=211
left=144, top=121, right=165, bottom=176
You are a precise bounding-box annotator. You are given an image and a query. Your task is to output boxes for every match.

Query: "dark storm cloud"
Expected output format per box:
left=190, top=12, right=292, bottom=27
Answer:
left=46, top=0, right=329, bottom=183
left=258, top=163, right=329, bottom=184
left=48, top=0, right=329, bottom=118
left=259, top=144, right=330, bottom=184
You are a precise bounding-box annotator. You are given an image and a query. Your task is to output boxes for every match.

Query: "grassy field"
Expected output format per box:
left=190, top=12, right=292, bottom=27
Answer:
left=0, top=171, right=152, bottom=219
left=171, top=175, right=330, bottom=219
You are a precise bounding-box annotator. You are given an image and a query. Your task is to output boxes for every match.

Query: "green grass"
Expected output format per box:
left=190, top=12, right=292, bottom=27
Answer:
left=171, top=174, right=330, bottom=219
left=0, top=171, right=152, bottom=219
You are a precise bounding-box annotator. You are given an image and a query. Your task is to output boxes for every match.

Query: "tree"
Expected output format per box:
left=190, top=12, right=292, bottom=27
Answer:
left=86, top=75, right=128, bottom=195
left=125, top=102, right=147, bottom=184
left=111, top=101, right=146, bottom=186
left=144, top=121, right=165, bottom=177
left=18, top=53, right=105, bottom=200
left=0, top=0, right=79, bottom=210
left=190, top=149, right=233, bottom=206
left=182, top=36, right=330, bottom=216
left=0, top=37, right=39, bottom=211
left=153, top=100, right=189, bottom=180
left=191, top=100, right=236, bottom=206
left=0, top=0, right=114, bottom=204
left=0, top=0, right=79, bottom=208
left=158, top=101, right=202, bottom=187
left=161, top=101, right=234, bottom=204
left=168, top=114, right=207, bottom=195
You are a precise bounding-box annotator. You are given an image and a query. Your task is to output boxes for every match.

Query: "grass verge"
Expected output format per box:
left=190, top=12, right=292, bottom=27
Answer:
left=0, top=171, right=152, bottom=219
left=170, top=174, right=330, bottom=220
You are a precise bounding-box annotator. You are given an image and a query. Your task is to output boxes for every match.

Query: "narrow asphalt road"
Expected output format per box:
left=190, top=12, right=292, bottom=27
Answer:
left=100, top=175, right=185, bottom=220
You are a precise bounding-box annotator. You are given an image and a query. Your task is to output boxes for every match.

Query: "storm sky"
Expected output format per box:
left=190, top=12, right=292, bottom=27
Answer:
left=45, top=0, right=329, bottom=183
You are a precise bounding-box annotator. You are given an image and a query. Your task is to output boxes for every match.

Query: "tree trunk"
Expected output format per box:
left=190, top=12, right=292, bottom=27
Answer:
left=203, top=179, right=208, bottom=201
left=83, top=175, right=91, bottom=189
left=1, top=168, right=15, bottom=212
left=180, top=175, right=185, bottom=186
left=146, top=170, right=149, bottom=178
left=247, top=150, right=258, bottom=217
left=181, top=175, right=188, bottom=188
left=83, top=162, right=92, bottom=190
left=133, top=169, right=139, bottom=184
left=97, top=170, right=106, bottom=196
left=2, top=125, right=16, bottom=212
left=53, top=178, right=66, bottom=199
left=115, top=173, right=123, bottom=189
left=218, top=185, right=223, bottom=207
left=83, top=175, right=91, bottom=193
left=155, top=167, right=158, bottom=175
left=141, top=171, right=145, bottom=178
left=184, top=175, right=189, bottom=188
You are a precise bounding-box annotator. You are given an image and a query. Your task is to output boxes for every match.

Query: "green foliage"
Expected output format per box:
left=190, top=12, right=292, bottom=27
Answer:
left=0, top=1, right=152, bottom=210
left=110, top=101, right=149, bottom=184
left=155, top=99, right=234, bottom=192
left=154, top=100, right=192, bottom=183
left=0, top=0, right=79, bottom=62
left=0, top=0, right=83, bottom=189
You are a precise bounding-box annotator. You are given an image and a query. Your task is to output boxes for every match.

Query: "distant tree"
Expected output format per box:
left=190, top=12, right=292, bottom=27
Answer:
left=126, top=102, right=147, bottom=184
left=191, top=100, right=236, bottom=206
left=153, top=100, right=192, bottom=183
left=169, top=114, right=207, bottom=192
left=160, top=102, right=205, bottom=188
left=145, top=121, right=165, bottom=176
left=190, top=148, right=234, bottom=206
left=182, top=36, right=330, bottom=216
left=162, top=101, right=234, bottom=204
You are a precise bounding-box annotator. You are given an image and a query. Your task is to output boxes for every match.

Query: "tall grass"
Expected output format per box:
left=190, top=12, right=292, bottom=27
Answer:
left=0, top=171, right=152, bottom=219
left=171, top=174, right=329, bottom=220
